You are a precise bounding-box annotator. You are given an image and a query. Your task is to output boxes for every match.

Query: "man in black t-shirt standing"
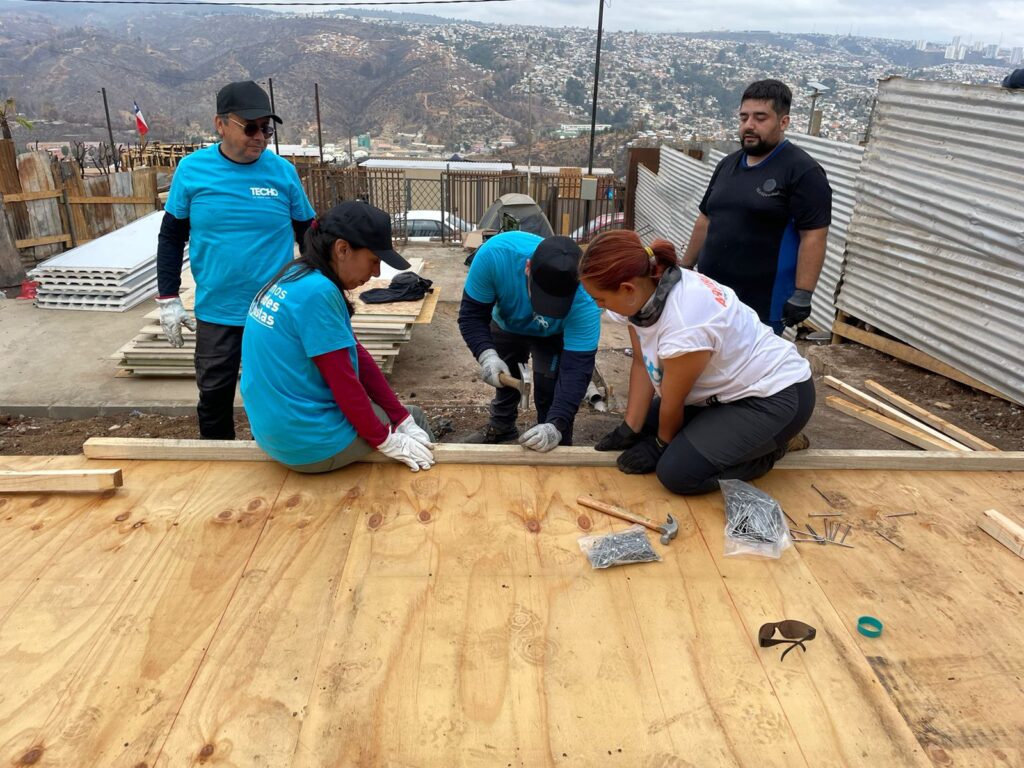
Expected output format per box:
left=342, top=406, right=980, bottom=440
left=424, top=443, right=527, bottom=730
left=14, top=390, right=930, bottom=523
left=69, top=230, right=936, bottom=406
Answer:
left=682, top=79, right=832, bottom=334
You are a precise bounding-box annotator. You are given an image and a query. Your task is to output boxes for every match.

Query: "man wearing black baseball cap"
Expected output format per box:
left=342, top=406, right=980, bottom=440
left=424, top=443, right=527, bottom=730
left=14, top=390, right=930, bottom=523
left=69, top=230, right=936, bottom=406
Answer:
left=458, top=232, right=602, bottom=451
left=155, top=79, right=315, bottom=439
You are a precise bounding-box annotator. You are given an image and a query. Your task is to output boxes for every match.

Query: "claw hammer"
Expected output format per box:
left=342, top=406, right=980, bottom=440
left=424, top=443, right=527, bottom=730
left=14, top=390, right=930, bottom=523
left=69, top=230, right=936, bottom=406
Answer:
left=497, top=361, right=533, bottom=413
left=577, top=495, right=679, bottom=544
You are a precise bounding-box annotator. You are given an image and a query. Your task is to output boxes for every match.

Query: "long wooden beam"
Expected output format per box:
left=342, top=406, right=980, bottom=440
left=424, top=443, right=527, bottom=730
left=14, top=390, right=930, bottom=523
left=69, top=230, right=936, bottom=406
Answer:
left=81, top=438, right=1024, bottom=471
left=0, top=468, right=123, bottom=492
left=826, top=396, right=959, bottom=451
left=863, top=379, right=999, bottom=451
left=823, top=376, right=971, bottom=451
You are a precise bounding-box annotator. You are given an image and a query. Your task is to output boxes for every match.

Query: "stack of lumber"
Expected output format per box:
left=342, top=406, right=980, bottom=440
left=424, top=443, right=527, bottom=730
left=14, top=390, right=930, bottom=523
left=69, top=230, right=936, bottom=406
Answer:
left=824, top=376, right=999, bottom=452
left=29, top=211, right=181, bottom=312
left=115, top=257, right=437, bottom=377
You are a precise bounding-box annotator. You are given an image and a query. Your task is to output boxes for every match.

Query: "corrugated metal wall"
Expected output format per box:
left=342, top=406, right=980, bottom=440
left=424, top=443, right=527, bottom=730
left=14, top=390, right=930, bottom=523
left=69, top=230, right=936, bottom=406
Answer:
left=634, top=140, right=860, bottom=333
left=788, top=134, right=864, bottom=332
left=633, top=146, right=713, bottom=247
left=840, top=77, right=1024, bottom=403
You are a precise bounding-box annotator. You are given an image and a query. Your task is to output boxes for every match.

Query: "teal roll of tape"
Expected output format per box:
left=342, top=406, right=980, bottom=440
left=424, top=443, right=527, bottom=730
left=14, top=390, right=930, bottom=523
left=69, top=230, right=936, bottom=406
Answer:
left=857, top=615, right=883, bottom=637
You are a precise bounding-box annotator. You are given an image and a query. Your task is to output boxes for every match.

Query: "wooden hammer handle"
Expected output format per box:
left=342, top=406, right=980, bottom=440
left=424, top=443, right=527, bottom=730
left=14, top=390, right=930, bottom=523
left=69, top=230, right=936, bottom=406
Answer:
left=497, top=372, right=523, bottom=389
left=577, top=495, right=661, bottom=532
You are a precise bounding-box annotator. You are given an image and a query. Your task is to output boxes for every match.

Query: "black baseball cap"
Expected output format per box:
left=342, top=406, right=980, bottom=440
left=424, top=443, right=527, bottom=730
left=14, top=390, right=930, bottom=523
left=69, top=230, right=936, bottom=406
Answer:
left=320, top=201, right=410, bottom=271
left=530, top=236, right=582, bottom=319
left=216, top=81, right=282, bottom=124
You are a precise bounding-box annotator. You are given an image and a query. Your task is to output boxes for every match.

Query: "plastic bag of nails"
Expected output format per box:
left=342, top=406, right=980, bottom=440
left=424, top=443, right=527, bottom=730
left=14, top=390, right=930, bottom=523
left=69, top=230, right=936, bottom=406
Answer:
left=578, top=524, right=662, bottom=569
left=720, top=479, right=792, bottom=559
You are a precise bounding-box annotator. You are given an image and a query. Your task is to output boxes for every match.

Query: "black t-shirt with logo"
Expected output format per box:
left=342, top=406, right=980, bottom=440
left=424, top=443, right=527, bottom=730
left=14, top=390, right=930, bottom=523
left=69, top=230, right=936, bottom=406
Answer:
left=697, top=141, right=831, bottom=324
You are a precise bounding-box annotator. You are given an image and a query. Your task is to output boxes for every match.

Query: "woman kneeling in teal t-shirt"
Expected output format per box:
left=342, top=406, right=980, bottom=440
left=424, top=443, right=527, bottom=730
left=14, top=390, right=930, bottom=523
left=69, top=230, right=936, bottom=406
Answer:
left=241, top=201, right=435, bottom=473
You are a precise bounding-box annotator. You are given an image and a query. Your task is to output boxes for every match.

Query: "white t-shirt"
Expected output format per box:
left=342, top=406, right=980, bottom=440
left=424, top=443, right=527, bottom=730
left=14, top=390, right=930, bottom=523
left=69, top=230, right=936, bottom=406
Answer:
left=608, top=271, right=811, bottom=405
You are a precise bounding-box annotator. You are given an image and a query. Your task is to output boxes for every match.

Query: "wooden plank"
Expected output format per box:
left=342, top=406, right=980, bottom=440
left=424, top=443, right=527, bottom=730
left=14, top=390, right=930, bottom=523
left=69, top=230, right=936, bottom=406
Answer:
left=0, top=468, right=122, bottom=492
left=0, top=189, right=63, bottom=202
left=863, top=379, right=1000, bottom=451
left=759, top=469, right=1024, bottom=765
left=109, top=171, right=135, bottom=229
left=62, top=168, right=90, bottom=248
left=978, top=508, right=1024, bottom=559
left=66, top=195, right=154, bottom=205
left=131, top=166, right=157, bottom=221
left=826, top=396, right=958, bottom=451
left=823, top=376, right=971, bottom=451
left=0, top=198, right=24, bottom=285
left=683, top=477, right=930, bottom=766
left=157, top=465, right=366, bottom=764
left=13, top=233, right=71, bottom=248
left=413, top=286, right=441, bottom=324
left=16, top=151, right=64, bottom=262
left=831, top=319, right=1013, bottom=403
left=83, top=174, right=113, bottom=239
left=81, top=437, right=1024, bottom=470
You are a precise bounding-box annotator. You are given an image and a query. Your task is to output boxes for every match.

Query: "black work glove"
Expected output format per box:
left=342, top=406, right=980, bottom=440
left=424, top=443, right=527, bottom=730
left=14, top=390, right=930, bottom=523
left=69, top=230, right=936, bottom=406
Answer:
left=595, top=420, right=641, bottom=451
left=782, top=289, right=813, bottom=327
left=616, top=436, right=666, bottom=474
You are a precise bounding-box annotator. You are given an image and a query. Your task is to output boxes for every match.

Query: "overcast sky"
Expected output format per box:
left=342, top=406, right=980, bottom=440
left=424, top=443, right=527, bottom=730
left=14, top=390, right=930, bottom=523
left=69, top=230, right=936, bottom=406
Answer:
left=382, top=0, right=1024, bottom=49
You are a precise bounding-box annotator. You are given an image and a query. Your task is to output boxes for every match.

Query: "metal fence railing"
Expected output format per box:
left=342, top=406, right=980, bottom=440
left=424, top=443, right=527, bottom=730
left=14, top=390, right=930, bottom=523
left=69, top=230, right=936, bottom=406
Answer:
left=300, top=165, right=626, bottom=248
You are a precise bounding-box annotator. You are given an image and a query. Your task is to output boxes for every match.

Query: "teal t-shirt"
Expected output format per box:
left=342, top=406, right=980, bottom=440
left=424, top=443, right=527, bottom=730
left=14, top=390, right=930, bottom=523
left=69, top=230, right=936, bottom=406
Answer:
left=464, top=231, right=601, bottom=352
left=165, top=144, right=316, bottom=325
left=240, top=267, right=359, bottom=466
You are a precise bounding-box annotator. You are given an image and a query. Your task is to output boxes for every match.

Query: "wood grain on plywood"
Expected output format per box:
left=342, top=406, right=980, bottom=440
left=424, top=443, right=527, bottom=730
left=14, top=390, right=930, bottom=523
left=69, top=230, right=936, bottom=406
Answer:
left=756, top=469, right=1024, bottom=766
left=159, top=467, right=366, bottom=764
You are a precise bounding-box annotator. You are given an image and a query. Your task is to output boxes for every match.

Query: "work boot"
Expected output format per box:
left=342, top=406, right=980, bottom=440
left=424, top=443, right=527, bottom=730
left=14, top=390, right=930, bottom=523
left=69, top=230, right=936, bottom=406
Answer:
left=786, top=432, right=811, bottom=452
left=463, top=422, right=519, bottom=444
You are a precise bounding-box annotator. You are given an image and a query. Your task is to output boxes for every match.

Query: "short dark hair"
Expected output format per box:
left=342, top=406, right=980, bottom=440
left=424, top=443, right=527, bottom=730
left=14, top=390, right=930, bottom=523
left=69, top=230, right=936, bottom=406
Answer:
left=741, top=79, right=792, bottom=117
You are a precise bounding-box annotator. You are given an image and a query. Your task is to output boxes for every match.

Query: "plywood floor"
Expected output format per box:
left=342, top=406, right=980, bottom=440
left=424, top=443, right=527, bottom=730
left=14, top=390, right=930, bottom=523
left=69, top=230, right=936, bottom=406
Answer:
left=1, top=456, right=1022, bottom=767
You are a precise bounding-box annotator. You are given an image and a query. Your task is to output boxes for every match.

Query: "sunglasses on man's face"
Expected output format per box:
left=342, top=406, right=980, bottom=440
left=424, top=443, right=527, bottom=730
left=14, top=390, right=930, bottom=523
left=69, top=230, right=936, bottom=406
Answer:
left=758, top=620, right=816, bottom=660
left=228, top=117, right=274, bottom=138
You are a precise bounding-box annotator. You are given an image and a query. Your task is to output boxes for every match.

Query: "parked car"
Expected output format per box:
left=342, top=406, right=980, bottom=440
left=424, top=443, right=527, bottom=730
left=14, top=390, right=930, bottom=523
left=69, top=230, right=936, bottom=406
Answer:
left=393, top=210, right=473, bottom=242
left=570, top=212, right=626, bottom=243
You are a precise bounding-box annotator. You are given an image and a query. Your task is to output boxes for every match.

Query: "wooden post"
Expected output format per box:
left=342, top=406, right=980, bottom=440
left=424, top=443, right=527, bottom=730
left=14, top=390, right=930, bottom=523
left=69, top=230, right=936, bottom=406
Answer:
left=0, top=198, right=25, bottom=285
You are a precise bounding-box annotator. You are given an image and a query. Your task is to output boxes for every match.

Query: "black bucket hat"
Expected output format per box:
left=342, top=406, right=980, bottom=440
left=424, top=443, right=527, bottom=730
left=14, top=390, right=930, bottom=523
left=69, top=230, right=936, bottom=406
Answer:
left=319, top=201, right=410, bottom=271
left=530, top=236, right=582, bottom=318
left=216, top=81, right=282, bottom=124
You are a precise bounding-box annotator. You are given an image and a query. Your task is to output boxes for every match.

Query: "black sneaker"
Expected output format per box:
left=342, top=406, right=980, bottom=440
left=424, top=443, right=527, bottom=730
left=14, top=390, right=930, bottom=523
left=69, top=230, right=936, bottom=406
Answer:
left=463, top=423, right=519, bottom=444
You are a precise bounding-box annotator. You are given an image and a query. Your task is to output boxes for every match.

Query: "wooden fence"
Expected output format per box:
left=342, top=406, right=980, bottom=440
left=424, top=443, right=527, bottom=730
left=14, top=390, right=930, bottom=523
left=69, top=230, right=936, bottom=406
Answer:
left=0, top=139, right=160, bottom=284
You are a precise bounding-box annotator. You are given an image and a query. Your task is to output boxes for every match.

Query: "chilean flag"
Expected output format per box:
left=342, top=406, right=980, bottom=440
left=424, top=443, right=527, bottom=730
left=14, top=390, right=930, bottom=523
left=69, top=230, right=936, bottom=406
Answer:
left=132, top=100, right=149, bottom=136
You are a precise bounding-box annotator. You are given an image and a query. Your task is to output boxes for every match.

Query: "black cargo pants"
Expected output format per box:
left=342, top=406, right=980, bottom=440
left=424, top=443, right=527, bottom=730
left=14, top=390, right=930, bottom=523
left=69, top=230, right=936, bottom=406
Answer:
left=194, top=319, right=243, bottom=440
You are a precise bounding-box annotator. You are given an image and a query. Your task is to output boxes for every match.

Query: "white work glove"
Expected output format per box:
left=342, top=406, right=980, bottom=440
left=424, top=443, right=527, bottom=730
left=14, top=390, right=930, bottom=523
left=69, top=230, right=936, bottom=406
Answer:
left=376, top=429, right=435, bottom=472
left=477, top=348, right=511, bottom=389
left=395, top=414, right=434, bottom=448
left=519, top=422, right=562, bottom=452
left=156, top=296, right=197, bottom=348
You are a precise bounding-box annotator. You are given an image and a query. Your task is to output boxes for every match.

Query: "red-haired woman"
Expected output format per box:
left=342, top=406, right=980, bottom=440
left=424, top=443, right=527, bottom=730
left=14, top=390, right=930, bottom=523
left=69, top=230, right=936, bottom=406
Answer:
left=579, top=230, right=815, bottom=495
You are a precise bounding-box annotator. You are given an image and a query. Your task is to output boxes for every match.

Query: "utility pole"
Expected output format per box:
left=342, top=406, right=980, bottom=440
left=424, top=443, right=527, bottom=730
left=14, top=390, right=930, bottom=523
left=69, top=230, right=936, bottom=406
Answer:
left=586, top=0, right=605, bottom=176
left=314, top=83, right=324, bottom=164
left=100, top=87, right=119, bottom=171
left=584, top=0, right=607, bottom=231
left=268, top=77, right=280, bottom=154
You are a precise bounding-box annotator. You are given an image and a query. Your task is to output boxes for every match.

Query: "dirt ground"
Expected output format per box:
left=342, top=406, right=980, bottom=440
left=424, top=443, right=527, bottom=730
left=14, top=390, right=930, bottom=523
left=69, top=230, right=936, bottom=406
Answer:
left=1, top=298, right=1020, bottom=456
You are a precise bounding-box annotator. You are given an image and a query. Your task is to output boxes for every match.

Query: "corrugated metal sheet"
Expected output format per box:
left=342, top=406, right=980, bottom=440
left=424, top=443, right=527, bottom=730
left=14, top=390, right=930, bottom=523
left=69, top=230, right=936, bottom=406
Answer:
left=788, top=133, right=864, bottom=332
left=840, top=77, right=1024, bottom=403
left=635, top=140, right=863, bottom=334
left=633, top=146, right=713, bottom=248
